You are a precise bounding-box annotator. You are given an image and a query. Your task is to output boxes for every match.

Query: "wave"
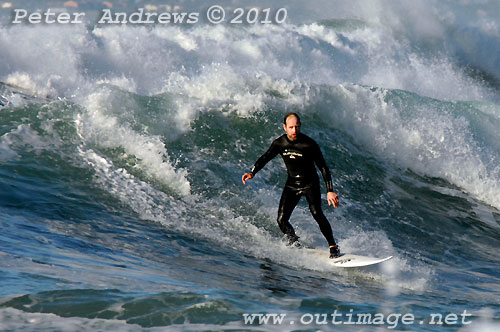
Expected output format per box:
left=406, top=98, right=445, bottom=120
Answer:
left=2, top=4, right=500, bottom=331
left=2, top=7, right=499, bottom=99
left=1, top=2, right=499, bottom=260
left=3, top=81, right=498, bottom=212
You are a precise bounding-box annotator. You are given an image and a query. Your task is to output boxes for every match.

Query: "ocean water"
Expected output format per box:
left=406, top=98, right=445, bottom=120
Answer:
left=1, top=0, right=499, bottom=331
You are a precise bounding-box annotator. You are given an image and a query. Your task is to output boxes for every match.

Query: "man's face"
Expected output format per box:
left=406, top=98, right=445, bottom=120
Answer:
left=283, top=116, right=300, bottom=141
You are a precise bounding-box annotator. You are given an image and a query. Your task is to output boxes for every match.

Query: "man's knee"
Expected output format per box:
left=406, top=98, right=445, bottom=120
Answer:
left=310, top=206, right=329, bottom=225
left=277, top=212, right=284, bottom=225
left=277, top=210, right=290, bottom=227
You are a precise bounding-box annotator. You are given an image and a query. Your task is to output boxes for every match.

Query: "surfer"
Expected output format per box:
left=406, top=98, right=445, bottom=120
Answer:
left=242, top=113, right=341, bottom=258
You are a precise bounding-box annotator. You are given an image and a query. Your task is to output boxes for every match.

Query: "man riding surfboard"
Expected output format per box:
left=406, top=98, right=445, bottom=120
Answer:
left=242, top=113, right=341, bottom=258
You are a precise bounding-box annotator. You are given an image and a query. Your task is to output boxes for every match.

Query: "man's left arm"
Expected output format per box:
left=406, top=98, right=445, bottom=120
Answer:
left=314, top=143, right=339, bottom=208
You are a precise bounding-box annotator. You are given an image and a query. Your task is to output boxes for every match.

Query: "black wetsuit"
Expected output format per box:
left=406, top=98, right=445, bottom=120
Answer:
left=250, top=133, right=337, bottom=246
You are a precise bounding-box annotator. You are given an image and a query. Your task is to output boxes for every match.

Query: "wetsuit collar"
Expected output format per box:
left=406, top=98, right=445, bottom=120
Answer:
left=285, top=133, right=302, bottom=144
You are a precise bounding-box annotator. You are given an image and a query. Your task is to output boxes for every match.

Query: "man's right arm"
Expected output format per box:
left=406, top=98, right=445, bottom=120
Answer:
left=242, top=138, right=280, bottom=184
left=250, top=139, right=280, bottom=176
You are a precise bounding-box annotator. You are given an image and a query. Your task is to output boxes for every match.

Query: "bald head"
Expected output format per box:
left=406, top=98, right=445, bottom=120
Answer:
left=283, top=113, right=301, bottom=141
left=283, top=112, right=301, bottom=126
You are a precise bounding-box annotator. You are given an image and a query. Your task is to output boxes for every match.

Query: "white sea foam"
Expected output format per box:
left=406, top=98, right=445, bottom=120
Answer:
left=315, top=84, right=500, bottom=210
left=76, top=88, right=191, bottom=196
left=0, top=307, right=158, bottom=332
left=0, top=123, right=60, bottom=157
left=0, top=25, right=95, bottom=97
left=0, top=307, right=282, bottom=332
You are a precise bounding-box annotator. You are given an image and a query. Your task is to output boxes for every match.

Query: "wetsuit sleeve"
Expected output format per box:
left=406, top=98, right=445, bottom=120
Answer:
left=250, top=138, right=281, bottom=176
left=313, top=142, right=334, bottom=192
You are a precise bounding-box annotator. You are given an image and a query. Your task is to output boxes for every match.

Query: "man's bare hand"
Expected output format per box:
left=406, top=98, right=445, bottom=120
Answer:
left=242, top=173, right=254, bottom=184
left=327, top=192, right=339, bottom=208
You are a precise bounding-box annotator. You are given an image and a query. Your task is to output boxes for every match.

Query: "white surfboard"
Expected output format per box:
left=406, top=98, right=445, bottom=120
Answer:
left=330, top=254, right=393, bottom=267
left=305, top=248, right=393, bottom=267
